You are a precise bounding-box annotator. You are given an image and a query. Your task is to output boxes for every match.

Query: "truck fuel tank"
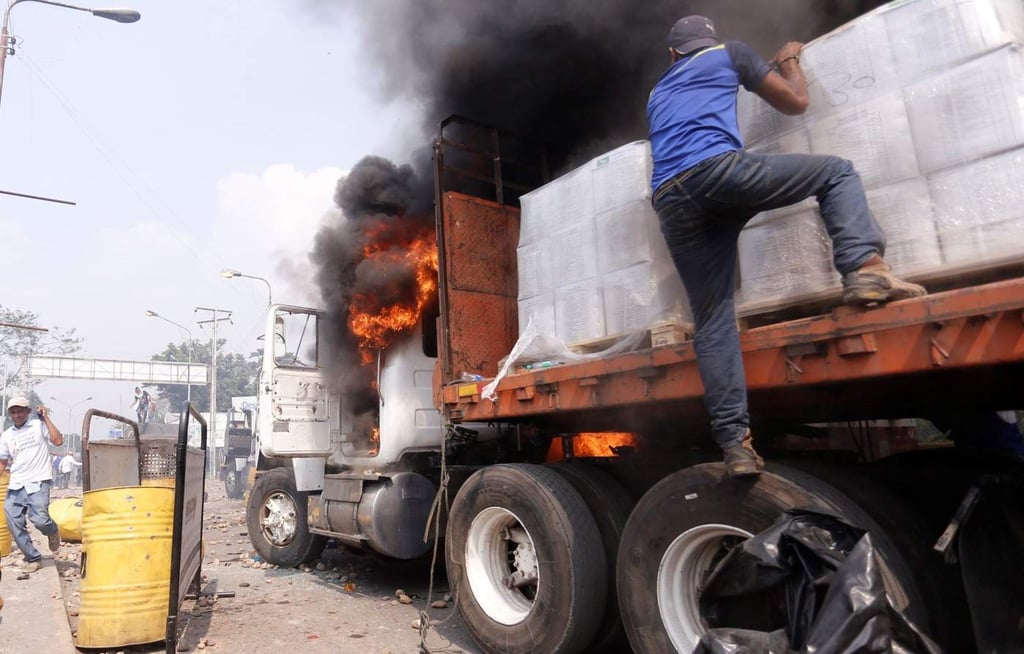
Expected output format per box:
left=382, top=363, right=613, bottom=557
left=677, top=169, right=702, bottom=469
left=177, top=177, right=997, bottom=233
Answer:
left=313, top=471, right=436, bottom=560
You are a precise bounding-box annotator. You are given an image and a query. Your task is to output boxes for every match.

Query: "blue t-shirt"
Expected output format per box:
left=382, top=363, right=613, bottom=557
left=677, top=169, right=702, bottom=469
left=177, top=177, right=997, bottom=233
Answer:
left=648, top=41, right=772, bottom=193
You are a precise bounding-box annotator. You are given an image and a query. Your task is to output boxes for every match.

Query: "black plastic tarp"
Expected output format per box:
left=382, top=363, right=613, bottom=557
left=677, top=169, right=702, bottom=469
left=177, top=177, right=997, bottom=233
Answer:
left=692, top=509, right=941, bottom=654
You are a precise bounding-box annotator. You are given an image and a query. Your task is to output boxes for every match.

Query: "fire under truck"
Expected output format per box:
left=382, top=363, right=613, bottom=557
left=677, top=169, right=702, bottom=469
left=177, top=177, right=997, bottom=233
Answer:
left=244, top=117, right=1023, bottom=653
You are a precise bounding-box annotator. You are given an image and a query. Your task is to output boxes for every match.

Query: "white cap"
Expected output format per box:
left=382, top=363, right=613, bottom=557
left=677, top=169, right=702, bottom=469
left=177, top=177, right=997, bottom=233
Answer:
left=7, top=396, right=30, bottom=411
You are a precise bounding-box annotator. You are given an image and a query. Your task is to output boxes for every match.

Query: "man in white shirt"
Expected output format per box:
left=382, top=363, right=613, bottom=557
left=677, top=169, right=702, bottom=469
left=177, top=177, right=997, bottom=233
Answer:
left=0, top=396, right=63, bottom=573
left=59, top=452, right=81, bottom=488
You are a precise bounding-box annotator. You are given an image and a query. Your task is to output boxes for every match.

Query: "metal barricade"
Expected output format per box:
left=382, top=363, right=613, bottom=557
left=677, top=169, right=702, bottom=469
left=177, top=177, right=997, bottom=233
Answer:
left=75, top=405, right=207, bottom=651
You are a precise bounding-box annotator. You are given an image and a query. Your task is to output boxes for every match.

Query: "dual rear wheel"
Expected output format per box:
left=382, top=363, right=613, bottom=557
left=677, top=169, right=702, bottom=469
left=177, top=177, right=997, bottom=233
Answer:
left=445, top=463, right=632, bottom=654
left=448, top=462, right=951, bottom=654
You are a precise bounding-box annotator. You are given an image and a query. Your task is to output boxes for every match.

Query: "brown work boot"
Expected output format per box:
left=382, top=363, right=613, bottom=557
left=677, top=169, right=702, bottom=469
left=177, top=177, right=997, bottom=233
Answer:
left=723, top=435, right=764, bottom=478
left=47, top=529, right=61, bottom=553
left=842, top=263, right=926, bottom=306
left=21, top=560, right=42, bottom=574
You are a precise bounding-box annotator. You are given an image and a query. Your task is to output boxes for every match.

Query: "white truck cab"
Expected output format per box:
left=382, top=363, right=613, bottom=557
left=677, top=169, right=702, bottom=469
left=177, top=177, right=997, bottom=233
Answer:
left=256, top=304, right=442, bottom=469
left=247, top=304, right=449, bottom=566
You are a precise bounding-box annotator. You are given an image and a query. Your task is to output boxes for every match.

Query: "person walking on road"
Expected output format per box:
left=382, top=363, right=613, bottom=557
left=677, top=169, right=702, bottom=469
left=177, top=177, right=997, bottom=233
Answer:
left=647, top=16, right=926, bottom=478
left=59, top=452, right=80, bottom=489
left=0, top=397, right=63, bottom=573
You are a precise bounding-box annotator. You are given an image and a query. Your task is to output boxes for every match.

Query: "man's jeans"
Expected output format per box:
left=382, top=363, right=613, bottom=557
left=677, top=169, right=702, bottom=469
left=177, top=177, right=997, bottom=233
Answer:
left=4, top=481, right=58, bottom=563
left=652, top=150, right=885, bottom=450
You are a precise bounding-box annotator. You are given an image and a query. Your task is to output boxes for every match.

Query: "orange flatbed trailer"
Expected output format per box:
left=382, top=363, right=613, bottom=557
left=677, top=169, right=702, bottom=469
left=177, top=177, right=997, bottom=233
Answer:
left=437, top=192, right=1024, bottom=432
left=421, top=119, right=1024, bottom=653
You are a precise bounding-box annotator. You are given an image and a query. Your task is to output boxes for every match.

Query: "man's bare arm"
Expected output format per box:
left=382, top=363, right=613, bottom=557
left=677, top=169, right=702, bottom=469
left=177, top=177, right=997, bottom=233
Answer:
left=754, top=41, right=809, bottom=116
left=38, top=405, right=64, bottom=447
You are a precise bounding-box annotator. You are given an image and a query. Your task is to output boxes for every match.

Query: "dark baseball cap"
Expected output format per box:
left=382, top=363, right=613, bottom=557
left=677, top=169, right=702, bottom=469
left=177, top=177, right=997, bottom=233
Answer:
left=668, top=15, right=719, bottom=55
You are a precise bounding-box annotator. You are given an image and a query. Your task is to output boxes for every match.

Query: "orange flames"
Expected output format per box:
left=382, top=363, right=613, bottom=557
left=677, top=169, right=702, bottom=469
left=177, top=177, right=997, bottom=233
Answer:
left=369, top=427, right=380, bottom=456
left=348, top=225, right=439, bottom=364
left=546, top=432, right=638, bottom=460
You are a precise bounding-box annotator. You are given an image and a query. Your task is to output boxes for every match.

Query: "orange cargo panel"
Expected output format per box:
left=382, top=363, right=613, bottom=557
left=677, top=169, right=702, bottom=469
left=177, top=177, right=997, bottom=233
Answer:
left=438, top=192, right=520, bottom=381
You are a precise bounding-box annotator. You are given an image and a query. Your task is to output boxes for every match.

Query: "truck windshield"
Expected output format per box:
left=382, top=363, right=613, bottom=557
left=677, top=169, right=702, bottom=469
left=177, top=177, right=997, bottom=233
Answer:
left=273, top=310, right=319, bottom=368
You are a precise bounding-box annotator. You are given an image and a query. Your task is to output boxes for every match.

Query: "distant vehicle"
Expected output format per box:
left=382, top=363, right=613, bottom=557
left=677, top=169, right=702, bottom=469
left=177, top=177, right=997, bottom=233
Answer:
left=222, top=405, right=254, bottom=499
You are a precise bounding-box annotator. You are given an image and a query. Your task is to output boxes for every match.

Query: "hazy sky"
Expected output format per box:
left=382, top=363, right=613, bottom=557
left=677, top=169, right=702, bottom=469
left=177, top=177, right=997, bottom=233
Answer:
left=1, top=0, right=420, bottom=428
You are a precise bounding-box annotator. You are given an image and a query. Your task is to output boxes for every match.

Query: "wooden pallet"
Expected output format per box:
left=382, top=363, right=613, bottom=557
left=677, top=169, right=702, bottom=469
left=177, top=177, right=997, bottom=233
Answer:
left=569, top=321, right=695, bottom=354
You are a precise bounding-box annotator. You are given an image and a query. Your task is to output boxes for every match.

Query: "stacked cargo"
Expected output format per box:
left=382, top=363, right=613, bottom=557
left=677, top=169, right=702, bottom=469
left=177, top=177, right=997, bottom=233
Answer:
left=736, top=0, right=1024, bottom=315
left=517, top=141, right=691, bottom=346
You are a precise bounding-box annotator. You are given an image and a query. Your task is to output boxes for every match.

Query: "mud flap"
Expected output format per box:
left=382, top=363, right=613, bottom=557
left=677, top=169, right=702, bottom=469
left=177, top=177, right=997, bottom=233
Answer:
left=957, top=475, right=1024, bottom=652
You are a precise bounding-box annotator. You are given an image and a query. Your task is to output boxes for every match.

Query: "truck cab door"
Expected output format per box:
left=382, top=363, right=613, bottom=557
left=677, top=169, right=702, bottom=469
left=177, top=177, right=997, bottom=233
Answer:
left=257, top=306, right=331, bottom=456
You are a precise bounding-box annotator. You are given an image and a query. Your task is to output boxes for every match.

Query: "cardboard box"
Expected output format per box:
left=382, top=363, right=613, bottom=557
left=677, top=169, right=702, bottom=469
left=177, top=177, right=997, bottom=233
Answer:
left=906, top=44, right=1024, bottom=175
left=737, top=208, right=840, bottom=311
left=806, top=91, right=919, bottom=189
left=555, top=281, right=606, bottom=344
left=929, top=147, right=1024, bottom=265
left=866, top=177, right=942, bottom=276
left=595, top=200, right=664, bottom=275
left=884, top=0, right=1024, bottom=80
left=603, top=262, right=690, bottom=335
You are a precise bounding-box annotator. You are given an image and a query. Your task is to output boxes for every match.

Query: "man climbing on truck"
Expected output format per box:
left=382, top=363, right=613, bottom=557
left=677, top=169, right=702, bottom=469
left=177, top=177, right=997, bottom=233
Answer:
left=647, top=15, right=926, bottom=478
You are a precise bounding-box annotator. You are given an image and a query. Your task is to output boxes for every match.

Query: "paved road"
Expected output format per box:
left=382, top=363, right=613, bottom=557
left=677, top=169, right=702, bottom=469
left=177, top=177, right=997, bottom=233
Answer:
left=6, top=480, right=482, bottom=654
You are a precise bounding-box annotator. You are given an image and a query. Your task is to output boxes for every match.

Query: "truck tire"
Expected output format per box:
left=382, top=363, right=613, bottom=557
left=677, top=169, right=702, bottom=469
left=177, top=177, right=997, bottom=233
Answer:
left=548, top=463, right=633, bottom=654
left=616, top=463, right=934, bottom=654
left=246, top=468, right=326, bottom=567
left=446, top=464, right=606, bottom=654
left=224, top=464, right=245, bottom=499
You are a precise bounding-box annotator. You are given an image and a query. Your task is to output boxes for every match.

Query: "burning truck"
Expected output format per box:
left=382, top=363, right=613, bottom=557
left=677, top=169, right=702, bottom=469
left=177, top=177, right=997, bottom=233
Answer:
left=242, top=1, right=1024, bottom=653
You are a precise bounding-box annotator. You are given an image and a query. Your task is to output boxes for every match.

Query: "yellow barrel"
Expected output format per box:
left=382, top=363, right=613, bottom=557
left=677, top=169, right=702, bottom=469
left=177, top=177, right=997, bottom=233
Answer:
left=76, top=486, right=175, bottom=648
left=0, top=471, right=11, bottom=556
left=49, top=497, right=84, bottom=542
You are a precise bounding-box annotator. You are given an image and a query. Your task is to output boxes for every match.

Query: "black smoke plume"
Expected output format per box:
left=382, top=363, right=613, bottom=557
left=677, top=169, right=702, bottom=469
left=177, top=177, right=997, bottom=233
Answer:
left=312, top=156, right=433, bottom=425
left=317, top=0, right=887, bottom=172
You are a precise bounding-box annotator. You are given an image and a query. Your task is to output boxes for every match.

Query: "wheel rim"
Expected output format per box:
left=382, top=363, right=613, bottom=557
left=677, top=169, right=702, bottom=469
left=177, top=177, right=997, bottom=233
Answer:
left=464, top=506, right=539, bottom=626
left=260, top=490, right=298, bottom=547
left=226, top=470, right=237, bottom=493
left=657, top=523, right=752, bottom=651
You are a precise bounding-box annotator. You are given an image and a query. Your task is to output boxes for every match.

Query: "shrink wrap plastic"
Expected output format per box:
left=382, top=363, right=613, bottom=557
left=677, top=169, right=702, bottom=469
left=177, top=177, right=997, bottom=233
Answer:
left=736, top=0, right=1024, bottom=314
left=517, top=141, right=691, bottom=347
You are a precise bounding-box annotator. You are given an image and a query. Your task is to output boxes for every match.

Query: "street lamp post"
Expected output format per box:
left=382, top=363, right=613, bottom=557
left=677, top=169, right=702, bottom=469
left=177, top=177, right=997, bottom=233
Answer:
left=0, top=0, right=140, bottom=112
left=48, top=394, right=92, bottom=434
left=220, top=268, right=273, bottom=308
left=145, top=310, right=194, bottom=403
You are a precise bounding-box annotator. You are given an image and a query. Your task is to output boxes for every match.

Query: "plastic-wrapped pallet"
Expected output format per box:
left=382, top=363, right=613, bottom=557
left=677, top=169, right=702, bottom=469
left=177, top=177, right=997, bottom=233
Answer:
left=516, top=141, right=691, bottom=346
left=735, top=0, right=1024, bottom=316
